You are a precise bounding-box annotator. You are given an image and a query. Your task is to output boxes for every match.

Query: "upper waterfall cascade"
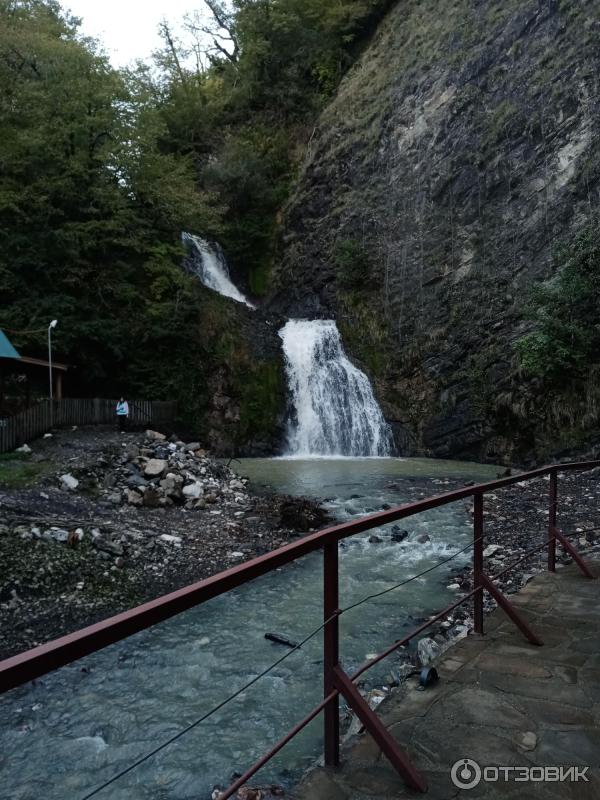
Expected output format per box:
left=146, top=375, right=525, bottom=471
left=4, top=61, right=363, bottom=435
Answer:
left=279, top=319, right=394, bottom=457
left=182, top=232, right=255, bottom=308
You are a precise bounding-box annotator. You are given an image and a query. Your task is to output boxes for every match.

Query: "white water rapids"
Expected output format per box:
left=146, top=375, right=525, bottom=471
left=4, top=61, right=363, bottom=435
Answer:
left=182, top=232, right=255, bottom=308
left=279, top=319, right=394, bottom=457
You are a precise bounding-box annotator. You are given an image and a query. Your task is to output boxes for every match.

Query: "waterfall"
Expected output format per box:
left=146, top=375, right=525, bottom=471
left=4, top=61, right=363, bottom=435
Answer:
left=279, top=319, right=394, bottom=457
left=182, top=232, right=255, bottom=308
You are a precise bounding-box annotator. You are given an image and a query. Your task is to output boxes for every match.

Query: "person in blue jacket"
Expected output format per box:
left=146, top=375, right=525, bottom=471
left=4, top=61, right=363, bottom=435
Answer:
left=116, top=397, right=129, bottom=432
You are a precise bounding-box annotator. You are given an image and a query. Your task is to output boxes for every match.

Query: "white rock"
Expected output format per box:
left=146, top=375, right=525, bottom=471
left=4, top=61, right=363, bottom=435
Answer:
left=61, top=473, right=79, bottom=491
left=483, top=544, right=503, bottom=558
left=159, top=534, right=181, bottom=544
left=417, top=637, right=441, bottom=666
left=74, top=528, right=85, bottom=541
left=229, top=551, right=245, bottom=559
left=183, top=482, right=204, bottom=499
left=229, top=479, right=246, bottom=490
left=46, top=528, right=69, bottom=543
left=43, top=433, right=53, bottom=439
left=16, top=443, right=32, bottom=454
left=145, top=429, right=166, bottom=441
left=447, top=583, right=461, bottom=591
left=144, top=459, right=167, bottom=478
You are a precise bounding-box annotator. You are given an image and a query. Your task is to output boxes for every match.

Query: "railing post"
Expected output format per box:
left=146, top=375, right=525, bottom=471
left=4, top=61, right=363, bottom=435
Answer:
left=548, top=469, right=557, bottom=572
left=323, top=541, right=340, bottom=767
left=473, top=492, right=484, bottom=635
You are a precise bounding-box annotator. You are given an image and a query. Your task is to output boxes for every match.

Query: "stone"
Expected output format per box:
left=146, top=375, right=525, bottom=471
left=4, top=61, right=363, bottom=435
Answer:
left=447, top=583, right=461, bottom=591
left=417, top=637, right=441, bottom=665
left=184, top=442, right=201, bottom=452
left=143, top=488, right=161, bottom=508
left=126, top=489, right=143, bottom=506
left=183, top=482, right=204, bottom=499
left=229, top=479, right=246, bottom=490
left=160, top=534, right=181, bottom=545
left=391, top=527, right=409, bottom=542
left=16, top=443, right=32, bottom=453
left=369, top=534, right=383, bottom=543
left=44, top=528, right=69, bottom=543
left=61, top=473, right=79, bottom=491
left=483, top=544, right=503, bottom=558
left=145, top=430, right=166, bottom=441
left=514, top=731, right=538, bottom=751
left=144, top=459, right=167, bottom=478
left=416, top=533, right=431, bottom=544
left=126, top=474, right=148, bottom=489
left=125, top=444, right=140, bottom=460
left=94, top=537, right=124, bottom=557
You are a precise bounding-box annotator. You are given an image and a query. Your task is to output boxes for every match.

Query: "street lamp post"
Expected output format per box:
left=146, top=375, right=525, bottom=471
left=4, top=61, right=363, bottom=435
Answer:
left=48, top=319, right=58, bottom=427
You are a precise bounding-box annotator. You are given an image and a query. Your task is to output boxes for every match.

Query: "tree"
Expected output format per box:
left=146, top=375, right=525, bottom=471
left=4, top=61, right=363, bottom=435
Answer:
left=517, top=226, right=600, bottom=382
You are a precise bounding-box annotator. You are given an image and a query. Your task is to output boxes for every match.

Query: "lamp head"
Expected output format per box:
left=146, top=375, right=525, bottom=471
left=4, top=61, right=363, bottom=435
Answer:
left=49, top=319, right=58, bottom=329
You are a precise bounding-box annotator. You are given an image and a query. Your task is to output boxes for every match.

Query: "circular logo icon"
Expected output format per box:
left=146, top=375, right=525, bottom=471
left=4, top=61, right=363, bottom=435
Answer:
left=451, top=758, right=482, bottom=790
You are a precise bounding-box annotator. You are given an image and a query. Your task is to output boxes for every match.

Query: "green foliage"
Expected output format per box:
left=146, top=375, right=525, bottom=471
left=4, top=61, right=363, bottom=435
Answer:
left=517, top=226, right=600, bottom=382
left=0, top=455, right=48, bottom=488
left=0, top=0, right=222, bottom=408
left=151, top=0, right=391, bottom=287
left=335, top=238, right=371, bottom=289
left=0, top=0, right=392, bottom=448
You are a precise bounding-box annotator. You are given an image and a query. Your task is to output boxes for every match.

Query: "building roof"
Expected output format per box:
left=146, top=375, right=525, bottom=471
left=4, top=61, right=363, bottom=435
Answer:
left=0, top=330, right=21, bottom=360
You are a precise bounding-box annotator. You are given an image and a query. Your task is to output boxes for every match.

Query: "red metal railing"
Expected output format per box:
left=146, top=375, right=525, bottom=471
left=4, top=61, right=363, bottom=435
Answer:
left=0, top=460, right=598, bottom=797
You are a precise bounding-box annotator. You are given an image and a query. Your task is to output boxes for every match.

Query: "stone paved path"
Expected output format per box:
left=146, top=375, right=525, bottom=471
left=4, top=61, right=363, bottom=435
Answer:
left=293, top=561, right=600, bottom=799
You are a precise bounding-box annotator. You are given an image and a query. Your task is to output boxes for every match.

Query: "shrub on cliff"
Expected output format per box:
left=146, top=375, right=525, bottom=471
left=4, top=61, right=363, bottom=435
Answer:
left=517, top=226, right=600, bottom=382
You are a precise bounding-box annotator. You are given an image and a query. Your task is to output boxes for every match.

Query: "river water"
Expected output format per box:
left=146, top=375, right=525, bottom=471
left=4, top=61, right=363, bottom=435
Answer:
left=0, top=457, right=497, bottom=800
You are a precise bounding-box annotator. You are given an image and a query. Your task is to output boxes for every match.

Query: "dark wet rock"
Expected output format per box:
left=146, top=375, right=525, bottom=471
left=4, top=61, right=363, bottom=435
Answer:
left=278, top=497, right=331, bottom=532
left=390, top=527, right=408, bottom=543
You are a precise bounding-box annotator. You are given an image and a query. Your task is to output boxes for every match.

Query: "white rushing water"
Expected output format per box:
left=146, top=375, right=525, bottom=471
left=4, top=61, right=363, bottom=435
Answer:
left=279, top=319, right=394, bottom=457
left=182, top=232, right=255, bottom=308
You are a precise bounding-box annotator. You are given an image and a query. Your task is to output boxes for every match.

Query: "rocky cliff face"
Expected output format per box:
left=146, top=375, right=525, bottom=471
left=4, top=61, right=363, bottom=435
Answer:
left=271, top=0, right=600, bottom=463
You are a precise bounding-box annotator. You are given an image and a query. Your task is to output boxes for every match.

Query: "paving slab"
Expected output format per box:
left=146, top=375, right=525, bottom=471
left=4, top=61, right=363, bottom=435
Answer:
left=292, top=561, right=600, bottom=800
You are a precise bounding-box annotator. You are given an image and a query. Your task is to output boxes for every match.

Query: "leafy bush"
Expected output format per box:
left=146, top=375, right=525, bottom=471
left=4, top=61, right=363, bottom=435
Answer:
left=517, top=226, right=600, bottom=382
left=335, top=238, right=371, bottom=289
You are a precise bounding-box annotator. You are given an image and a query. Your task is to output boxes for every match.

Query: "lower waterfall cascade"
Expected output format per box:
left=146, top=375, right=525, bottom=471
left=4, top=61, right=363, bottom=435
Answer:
left=182, top=232, right=255, bottom=308
left=278, top=319, right=394, bottom=457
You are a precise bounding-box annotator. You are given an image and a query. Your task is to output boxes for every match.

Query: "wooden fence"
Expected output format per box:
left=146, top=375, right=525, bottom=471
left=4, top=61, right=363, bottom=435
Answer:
left=0, top=399, right=177, bottom=454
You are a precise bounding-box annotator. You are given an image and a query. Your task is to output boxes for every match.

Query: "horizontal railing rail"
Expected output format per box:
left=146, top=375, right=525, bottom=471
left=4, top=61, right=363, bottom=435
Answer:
left=0, top=398, right=177, bottom=452
left=0, top=459, right=598, bottom=798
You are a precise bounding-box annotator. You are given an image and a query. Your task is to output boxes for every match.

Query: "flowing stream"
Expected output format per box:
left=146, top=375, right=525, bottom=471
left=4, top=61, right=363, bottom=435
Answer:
left=0, top=457, right=498, bottom=800
left=279, top=320, right=393, bottom=457
left=182, top=233, right=255, bottom=308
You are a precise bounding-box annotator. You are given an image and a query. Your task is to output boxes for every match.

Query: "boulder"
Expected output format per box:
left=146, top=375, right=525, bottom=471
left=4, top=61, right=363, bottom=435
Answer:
left=391, top=527, right=409, bottom=542
left=145, top=430, right=166, bottom=441
left=144, top=459, right=167, bottom=478
left=125, top=444, right=140, bottom=460
left=183, top=482, right=204, bottom=499
left=16, top=443, right=32, bottom=454
left=126, top=489, right=143, bottom=507
left=184, top=442, right=201, bottom=452
left=416, top=533, right=431, bottom=544
left=143, top=488, right=162, bottom=508
left=61, top=473, right=79, bottom=491
left=417, top=637, right=441, bottom=666
left=483, top=544, right=503, bottom=558
left=160, top=534, right=181, bottom=544
left=93, top=536, right=124, bottom=557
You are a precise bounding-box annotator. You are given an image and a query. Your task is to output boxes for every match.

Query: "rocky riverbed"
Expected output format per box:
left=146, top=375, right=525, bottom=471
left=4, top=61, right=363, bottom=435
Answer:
left=0, top=428, right=329, bottom=660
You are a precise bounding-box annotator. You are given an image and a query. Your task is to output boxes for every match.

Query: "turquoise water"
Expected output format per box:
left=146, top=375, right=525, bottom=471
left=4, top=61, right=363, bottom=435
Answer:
left=0, top=457, right=497, bottom=800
